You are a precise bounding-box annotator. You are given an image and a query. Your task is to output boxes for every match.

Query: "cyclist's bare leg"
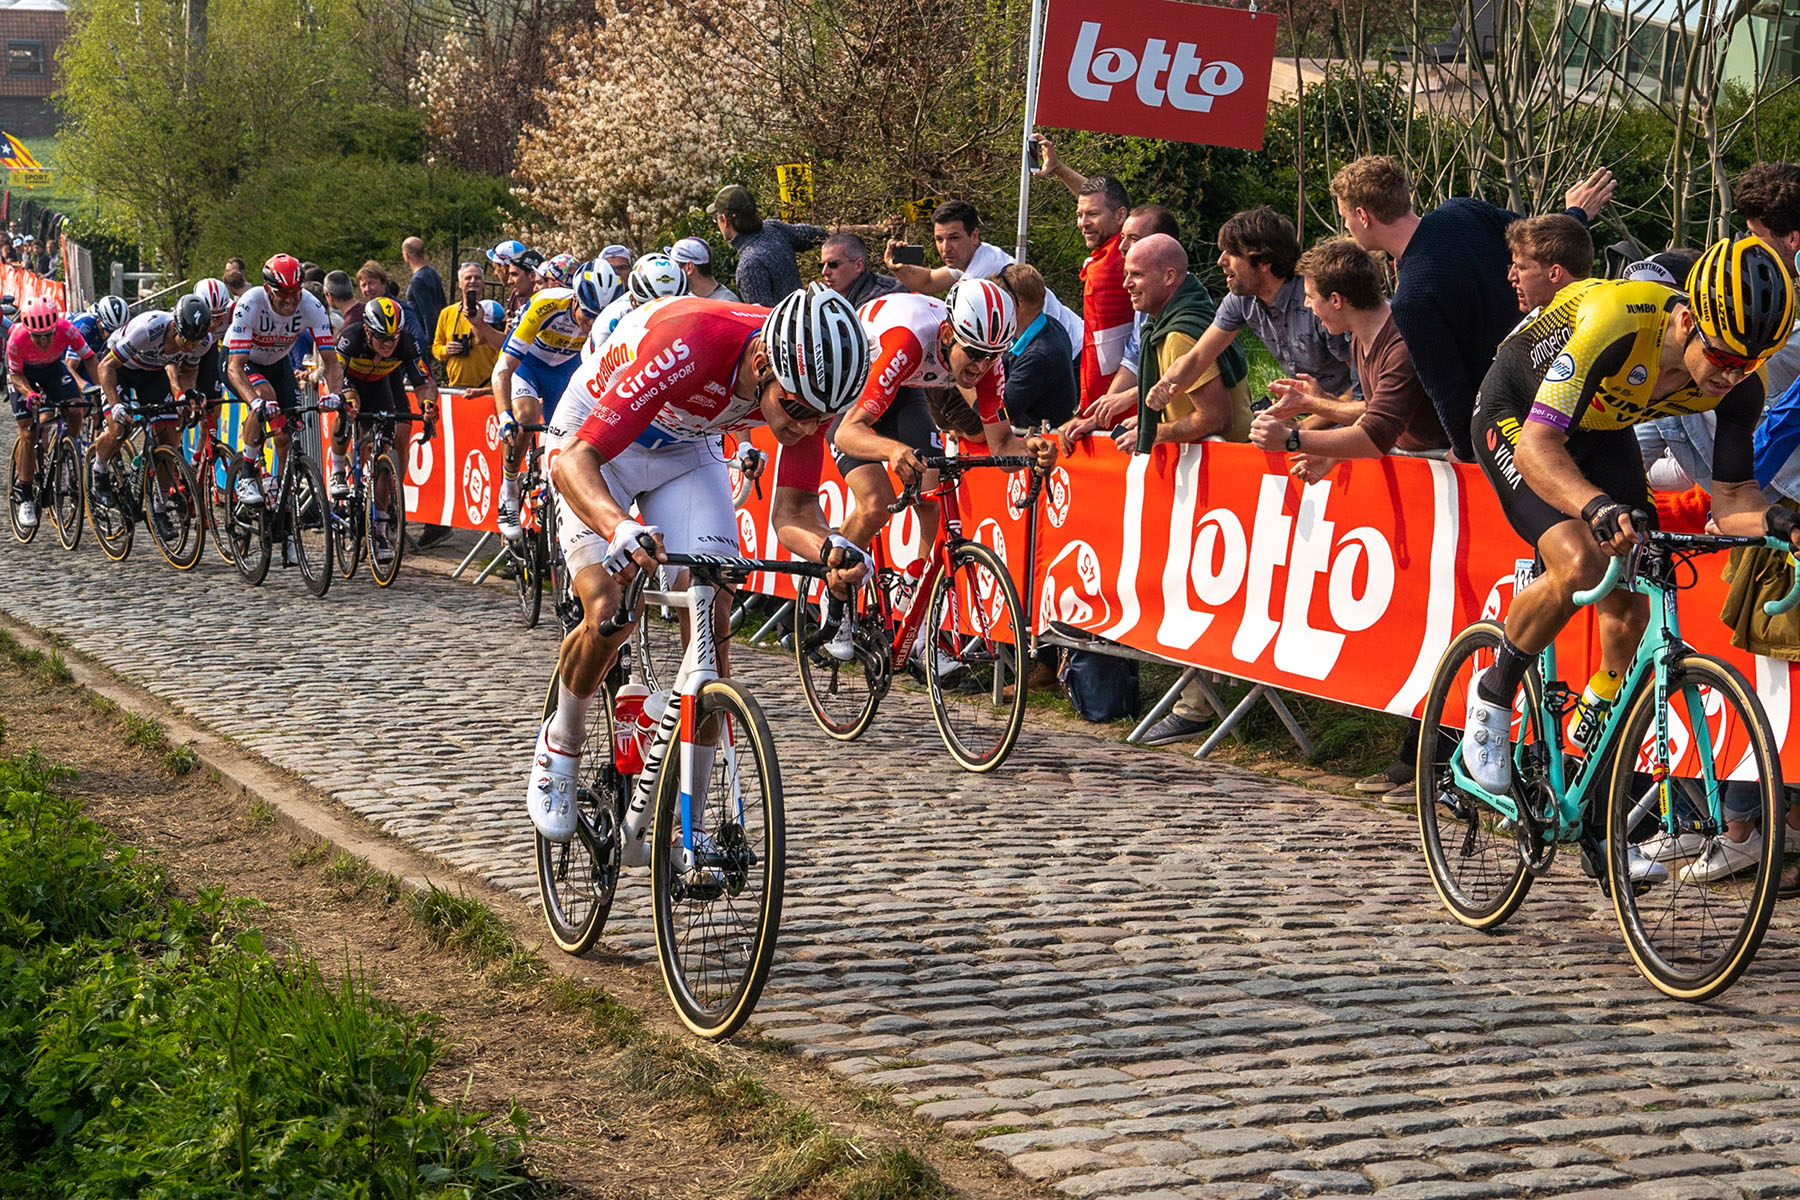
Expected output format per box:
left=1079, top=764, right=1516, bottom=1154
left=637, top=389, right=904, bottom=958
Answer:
left=1501, top=520, right=1621, bottom=657
left=508, top=394, right=543, bottom=477
left=842, top=462, right=939, bottom=551
left=12, top=416, right=33, bottom=485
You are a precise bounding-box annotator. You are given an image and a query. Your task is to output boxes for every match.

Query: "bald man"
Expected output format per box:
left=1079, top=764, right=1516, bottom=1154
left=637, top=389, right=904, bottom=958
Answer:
left=1062, top=233, right=1252, bottom=452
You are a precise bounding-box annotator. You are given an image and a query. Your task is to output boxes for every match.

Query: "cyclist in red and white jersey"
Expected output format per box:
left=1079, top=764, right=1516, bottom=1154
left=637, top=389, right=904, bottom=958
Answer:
left=827, top=279, right=1055, bottom=661
left=526, top=286, right=871, bottom=842
left=225, top=254, right=346, bottom=506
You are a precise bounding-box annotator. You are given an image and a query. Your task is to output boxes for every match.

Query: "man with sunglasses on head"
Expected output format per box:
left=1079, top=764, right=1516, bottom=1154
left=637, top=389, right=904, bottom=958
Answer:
left=826, top=280, right=1057, bottom=666
left=1465, top=238, right=1800, bottom=870
left=8, top=296, right=99, bottom=529
left=525, top=285, right=873, bottom=843
left=226, top=254, right=346, bottom=509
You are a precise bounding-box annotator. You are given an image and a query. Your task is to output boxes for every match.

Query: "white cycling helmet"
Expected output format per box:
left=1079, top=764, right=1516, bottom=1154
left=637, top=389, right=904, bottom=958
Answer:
left=193, top=277, right=233, bottom=316
left=945, top=278, right=1016, bottom=354
left=761, top=283, right=870, bottom=417
left=627, top=253, right=688, bottom=305
left=573, top=258, right=622, bottom=317
left=90, top=294, right=130, bottom=333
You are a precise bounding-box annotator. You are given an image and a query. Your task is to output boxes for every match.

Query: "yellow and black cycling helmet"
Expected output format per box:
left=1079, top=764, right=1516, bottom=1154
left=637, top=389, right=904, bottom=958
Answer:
left=1687, top=234, right=1796, bottom=362
left=363, top=296, right=404, bottom=339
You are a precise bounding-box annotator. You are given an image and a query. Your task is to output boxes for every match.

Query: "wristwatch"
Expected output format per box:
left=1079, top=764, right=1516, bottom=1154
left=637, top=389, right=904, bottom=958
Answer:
left=1285, top=426, right=1302, bottom=453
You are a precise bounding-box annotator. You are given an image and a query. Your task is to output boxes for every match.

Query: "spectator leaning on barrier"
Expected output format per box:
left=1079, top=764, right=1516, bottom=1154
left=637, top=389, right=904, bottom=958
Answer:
left=819, top=233, right=904, bottom=307
left=1505, top=214, right=1594, bottom=315
left=992, top=263, right=1077, bottom=430
left=670, top=236, right=739, bottom=301
left=884, top=199, right=1085, bottom=355
left=1250, top=238, right=1447, bottom=482
left=1331, top=155, right=1615, bottom=460
left=1123, top=233, right=1252, bottom=451
left=1087, top=205, right=1184, bottom=422
left=403, top=236, right=447, bottom=351
left=434, top=262, right=504, bottom=390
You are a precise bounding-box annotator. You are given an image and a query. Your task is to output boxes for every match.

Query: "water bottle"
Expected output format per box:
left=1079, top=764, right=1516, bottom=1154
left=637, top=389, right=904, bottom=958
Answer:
left=636, top=689, right=674, bottom=757
left=611, top=683, right=650, bottom=774
left=894, top=558, right=927, bottom=613
left=1568, top=669, right=1622, bottom=756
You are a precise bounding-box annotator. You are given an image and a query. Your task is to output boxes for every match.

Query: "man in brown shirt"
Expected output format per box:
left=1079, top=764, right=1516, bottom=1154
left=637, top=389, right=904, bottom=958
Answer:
left=1250, top=238, right=1447, bottom=481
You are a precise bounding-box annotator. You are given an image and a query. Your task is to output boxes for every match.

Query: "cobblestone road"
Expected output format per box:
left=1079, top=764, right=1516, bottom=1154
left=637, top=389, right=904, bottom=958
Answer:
left=7, top=504, right=1800, bottom=1200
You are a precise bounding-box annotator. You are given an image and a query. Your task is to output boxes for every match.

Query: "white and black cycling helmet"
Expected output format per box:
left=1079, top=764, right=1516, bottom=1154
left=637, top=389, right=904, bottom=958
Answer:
left=572, top=258, right=621, bottom=317
left=627, top=253, right=688, bottom=306
left=761, top=283, right=870, bottom=417
left=193, top=278, right=233, bottom=317
left=90, top=294, right=130, bottom=333
left=944, top=278, right=1016, bottom=354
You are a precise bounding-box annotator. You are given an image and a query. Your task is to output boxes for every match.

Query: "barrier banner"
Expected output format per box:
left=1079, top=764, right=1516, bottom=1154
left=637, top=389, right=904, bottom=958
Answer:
left=398, top=388, right=504, bottom=534
left=1034, top=0, right=1278, bottom=150
left=0, top=262, right=64, bottom=310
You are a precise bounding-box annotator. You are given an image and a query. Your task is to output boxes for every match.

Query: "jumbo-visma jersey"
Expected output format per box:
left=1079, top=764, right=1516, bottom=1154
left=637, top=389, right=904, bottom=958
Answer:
left=570, top=297, right=826, bottom=490
left=1501, top=277, right=1764, bottom=433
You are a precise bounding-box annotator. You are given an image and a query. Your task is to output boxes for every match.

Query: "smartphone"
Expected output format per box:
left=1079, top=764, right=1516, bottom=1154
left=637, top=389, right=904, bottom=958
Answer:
left=892, top=244, right=926, bottom=266
left=1250, top=395, right=1274, bottom=414
left=1028, top=137, right=1042, bottom=170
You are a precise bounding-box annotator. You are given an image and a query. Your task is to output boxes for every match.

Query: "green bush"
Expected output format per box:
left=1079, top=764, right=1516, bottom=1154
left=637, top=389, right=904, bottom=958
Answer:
left=0, top=751, right=537, bottom=1199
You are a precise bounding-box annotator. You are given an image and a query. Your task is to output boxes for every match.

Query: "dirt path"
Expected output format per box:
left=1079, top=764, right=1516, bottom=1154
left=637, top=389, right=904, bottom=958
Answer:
left=0, top=655, right=1044, bottom=1200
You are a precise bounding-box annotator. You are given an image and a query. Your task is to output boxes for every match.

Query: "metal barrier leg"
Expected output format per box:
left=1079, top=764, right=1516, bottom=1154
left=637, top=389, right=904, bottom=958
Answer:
left=451, top=532, right=493, bottom=579
left=1193, top=686, right=1267, bottom=759
left=749, top=601, right=794, bottom=645
left=471, top=544, right=509, bottom=585
left=1194, top=684, right=1314, bottom=760
left=1263, top=688, right=1317, bottom=758
left=1127, top=666, right=1200, bottom=744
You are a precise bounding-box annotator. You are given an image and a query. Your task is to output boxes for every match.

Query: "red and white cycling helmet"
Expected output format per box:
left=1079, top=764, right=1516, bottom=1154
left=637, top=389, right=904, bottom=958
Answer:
left=262, top=254, right=303, bottom=290
left=22, top=295, right=58, bottom=334
left=193, top=277, right=233, bottom=316
left=945, top=278, right=1016, bottom=354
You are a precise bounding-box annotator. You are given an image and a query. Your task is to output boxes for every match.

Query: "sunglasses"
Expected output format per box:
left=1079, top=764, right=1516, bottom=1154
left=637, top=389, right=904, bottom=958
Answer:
left=1691, top=325, right=1764, bottom=373
left=271, top=286, right=300, bottom=299
left=370, top=331, right=399, bottom=345
left=822, top=259, right=860, bottom=271
left=956, top=340, right=1001, bottom=363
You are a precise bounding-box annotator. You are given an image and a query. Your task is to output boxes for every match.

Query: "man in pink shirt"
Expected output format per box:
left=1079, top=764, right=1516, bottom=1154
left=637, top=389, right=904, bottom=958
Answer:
left=8, top=297, right=98, bottom=529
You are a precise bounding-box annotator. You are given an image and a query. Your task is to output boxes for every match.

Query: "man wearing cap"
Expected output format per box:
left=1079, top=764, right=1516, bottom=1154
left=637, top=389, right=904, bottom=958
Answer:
left=489, top=240, right=536, bottom=323
left=710, top=183, right=883, bottom=306
left=670, top=237, right=738, bottom=302
left=600, top=245, right=633, bottom=277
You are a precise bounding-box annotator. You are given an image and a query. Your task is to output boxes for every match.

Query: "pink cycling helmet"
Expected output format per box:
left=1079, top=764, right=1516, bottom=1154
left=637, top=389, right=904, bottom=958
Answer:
left=21, top=295, right=58, bottom=334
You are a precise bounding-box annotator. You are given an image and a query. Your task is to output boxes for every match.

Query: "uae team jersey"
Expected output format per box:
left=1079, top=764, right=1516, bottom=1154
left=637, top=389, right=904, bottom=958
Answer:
left=224, top=287, right=335, bottom=367
left=1492, top=277, right=1765, bottom=433
left=503, top=288, right=586, bottom=368
left=570, top=297, right=826, bottom=490
left=7, top=319, right=94, bottom=374
left=855, top=293, right=1006, bottom=423
left=107, top=312, right=214, bottom=372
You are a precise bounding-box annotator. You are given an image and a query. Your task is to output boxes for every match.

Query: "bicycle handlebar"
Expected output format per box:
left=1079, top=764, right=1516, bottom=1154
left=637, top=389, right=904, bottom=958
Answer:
left=594, top=543, right=829, bottom=635
left=1571, top=530, right=1800, bottom=614
left=889, top=455, right=1046, bottom=514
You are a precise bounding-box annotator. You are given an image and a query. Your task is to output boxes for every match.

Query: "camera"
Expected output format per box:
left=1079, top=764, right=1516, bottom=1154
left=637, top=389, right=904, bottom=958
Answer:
left=892, top=244, right=926, bottom=267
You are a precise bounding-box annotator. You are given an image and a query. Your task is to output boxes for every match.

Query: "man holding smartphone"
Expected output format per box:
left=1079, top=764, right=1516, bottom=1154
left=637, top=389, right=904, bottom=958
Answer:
left=432, top=262, right=504, bottom=390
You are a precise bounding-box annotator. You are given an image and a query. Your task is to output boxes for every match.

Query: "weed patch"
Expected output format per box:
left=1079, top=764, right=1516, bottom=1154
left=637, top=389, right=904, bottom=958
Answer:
left=162, top=744, right=197, bottom=776
left=120, top=712, right=167, bottom=752
left=406, top=885, right=515, bottom=964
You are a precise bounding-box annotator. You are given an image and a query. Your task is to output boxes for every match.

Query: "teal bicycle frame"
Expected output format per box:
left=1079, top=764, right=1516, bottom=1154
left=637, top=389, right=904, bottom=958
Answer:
left=1448, top=533, right=1800, bottom=843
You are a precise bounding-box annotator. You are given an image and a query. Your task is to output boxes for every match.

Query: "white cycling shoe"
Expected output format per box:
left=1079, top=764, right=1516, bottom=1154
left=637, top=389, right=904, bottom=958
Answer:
left=16, top=499, right=37, bottom=529
left=826, top=614, right=857, bottom=662
left=527, top=721, right=580, bottom=843
left=234, top=473, right=264, bottom=506
left=1462, top=689, right=1514, bottom=794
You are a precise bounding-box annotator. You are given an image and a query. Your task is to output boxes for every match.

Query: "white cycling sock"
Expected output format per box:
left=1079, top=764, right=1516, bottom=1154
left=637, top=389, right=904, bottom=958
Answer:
left=500, top=475, right=520, bottom=506
left=547, top=681, right=595, bottom=754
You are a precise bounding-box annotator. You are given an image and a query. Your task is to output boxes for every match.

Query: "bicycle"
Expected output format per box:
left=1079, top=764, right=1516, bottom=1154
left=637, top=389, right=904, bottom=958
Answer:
left=85, top=390, right=205, bottom=570
left=8, top=393, right=92, bottom=551
left=223, top=402, right=334, bottom=594
left=329, top=404, right=435, bottom=588
left=790, top=453, right=1044, bottom=772
left=184, top=397, right=244, bottom=567
left=536, top=549, right=829, bottom=1039
left=508, top=423, right=574, bottom=629
left=1417, top=528, right=1799, bottom=1001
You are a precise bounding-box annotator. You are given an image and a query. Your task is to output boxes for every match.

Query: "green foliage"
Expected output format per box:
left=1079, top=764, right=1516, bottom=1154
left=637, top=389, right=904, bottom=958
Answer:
left=119, top=713, right=166, bottom=752
left=161, top=746, right=197, bottom=777
left=404, top=886, right=514, bottom=964
left=0, top=751, right=536, bottom=1198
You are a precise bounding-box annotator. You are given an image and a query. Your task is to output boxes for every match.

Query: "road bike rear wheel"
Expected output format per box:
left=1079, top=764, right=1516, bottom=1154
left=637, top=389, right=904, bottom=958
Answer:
left=226, top=459, right=271, bottom=586
left=144, top=445, right=204, bottom=570
left=7, top=446, right=37, bottom=544
left=1607, top=652, right=1782, bottom=1001
left=1416, top=620, right=1537, bottom=929
left=650, top=679, right=784, bottom=1040
left=50, top=436, right=82, bottom=551
left=288, top=454, right=333, bottom=596
left=367, top=452, right=405, bottom=587
left=201, top=444, right=237, bottom=566
left=924, top=542, right=1028, bottom=772
left=793, top=572, right=883, bottom=740
left=84, top=446, right=133, bottom=561
left=334, top=491, right=362, bottom=581
left=535, top=661, right=625, bottom=955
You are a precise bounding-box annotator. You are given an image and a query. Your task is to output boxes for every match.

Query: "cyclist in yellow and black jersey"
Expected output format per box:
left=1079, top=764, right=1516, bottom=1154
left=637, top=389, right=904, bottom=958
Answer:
left=1465, top=236, right=1800, bottom=799
left=330, top=296, right=438, bottom=497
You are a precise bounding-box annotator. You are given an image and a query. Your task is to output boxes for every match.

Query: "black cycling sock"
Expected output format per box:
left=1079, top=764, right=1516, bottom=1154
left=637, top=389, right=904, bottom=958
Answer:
left=1477, top=636, right=1532, bottom=707
left=826, top=594, right=846, bottom=624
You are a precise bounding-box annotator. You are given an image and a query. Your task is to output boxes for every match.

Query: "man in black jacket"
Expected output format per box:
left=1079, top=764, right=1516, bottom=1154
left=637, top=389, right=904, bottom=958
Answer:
left=819, top=233, right=904, bottom=307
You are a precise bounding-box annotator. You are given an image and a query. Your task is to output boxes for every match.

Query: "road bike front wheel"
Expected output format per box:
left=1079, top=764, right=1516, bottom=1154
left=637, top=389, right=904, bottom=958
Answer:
left=226, top=459, right=271, bottom=586
left=84, top=447, right=133, bottom=561
left=1607, top=652, right=1782, bottom=1002
left=288, top=454, right=333, bottom=597
left=650, top=679, right=784, bottom=1040
left=50, top=435, right=82, bottom=552
left=334, top=491, right=362, bottom=581
left=924, top=542, right=1028, bottom=772
left=367, top=451, right=405, bottom=587
left=793, top=573, right=883, bottom=741
left=535, top=661, right=626, bottom=954
left=144, top=445, right=204, bottom=570
left=1416, top=620, right=1537, bottom=929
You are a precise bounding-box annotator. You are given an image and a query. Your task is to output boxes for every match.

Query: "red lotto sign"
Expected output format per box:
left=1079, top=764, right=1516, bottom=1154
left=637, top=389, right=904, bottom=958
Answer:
left=1035, top=0, right=1278, bottom=150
